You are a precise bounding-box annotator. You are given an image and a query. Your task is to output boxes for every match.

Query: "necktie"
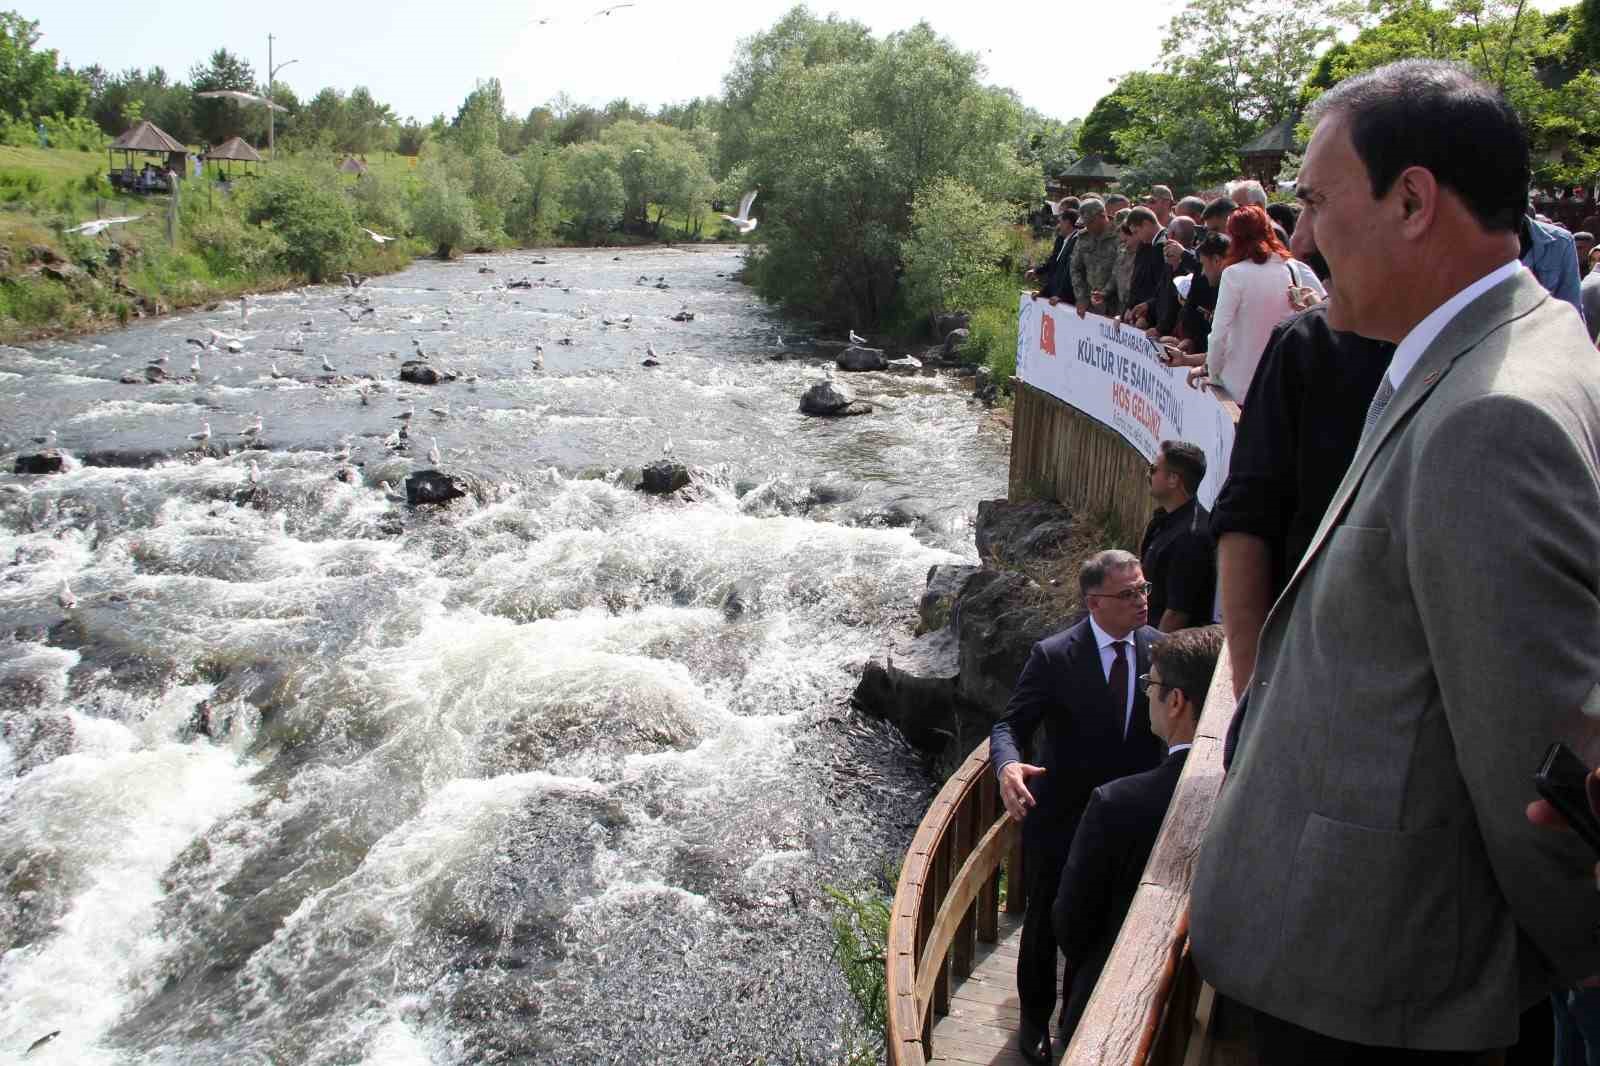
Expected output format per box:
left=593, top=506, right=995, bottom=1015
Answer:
left=1359, top=374, right=1397, bottom=446
left=1109, top=640, right=1129, bottom=738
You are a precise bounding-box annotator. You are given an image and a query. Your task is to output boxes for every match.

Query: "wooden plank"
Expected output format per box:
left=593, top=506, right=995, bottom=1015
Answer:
left=933, top=834, right=953, bottom=1017
left=951, top=793, right=978, bottom=980
left=928, top=1043, right=1031, bottom=1066
left=929, top=1016, right=1018, bottom=1051
left=914, top=818, right=1019, bottom=1010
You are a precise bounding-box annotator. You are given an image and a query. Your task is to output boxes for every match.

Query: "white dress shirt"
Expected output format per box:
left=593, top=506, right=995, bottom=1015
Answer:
left=1386, top=259, right=1523, bottom=392
left=1205, top=257, right=1325, bottom=402
left=1088, top=615, right=1138, bottom=737
left=1166, top=742, right=1193, bottom=757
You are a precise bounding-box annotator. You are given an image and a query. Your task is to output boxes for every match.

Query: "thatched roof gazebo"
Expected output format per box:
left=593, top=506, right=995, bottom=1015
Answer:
left=338, top=155, right=369, bottom=176
left=1239, top=115, right=1301, bottom=186
left=1054, top=155, right=1123, bottom=196
left=204, top=136, right=264, bottom=180
left=107, top=121, right=190, bottom=193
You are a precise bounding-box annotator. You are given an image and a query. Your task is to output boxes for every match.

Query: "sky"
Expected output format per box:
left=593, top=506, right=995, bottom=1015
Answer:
left=21, top=0, right=1575, bottom=128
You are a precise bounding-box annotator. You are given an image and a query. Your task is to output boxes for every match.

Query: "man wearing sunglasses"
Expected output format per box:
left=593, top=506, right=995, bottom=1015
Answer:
left=1054, top=625, right=1224, bottom=1047
left=990, top=549, right=1167, bottom=1063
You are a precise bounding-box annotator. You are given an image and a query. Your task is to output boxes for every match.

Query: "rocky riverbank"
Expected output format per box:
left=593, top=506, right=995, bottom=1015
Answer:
left=851, top=497, right=1101, bottom=776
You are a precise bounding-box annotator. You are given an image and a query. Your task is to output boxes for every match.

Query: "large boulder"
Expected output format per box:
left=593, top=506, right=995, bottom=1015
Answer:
left=974, top=498, right=1079, bottom=574
left=406, top=469, right=468, bottom=506
left=799, top=380, right=850, bottom=415
left=953, top=569, right=1075, bottom=719
left=638, top=461, right=691, bottom=495
left=13, top=451, right=64, bottom=476
left=399, top=360, right=458, bottom=386
left=942, top=328, right=971, bottom=357
left=852, top=627, right=964, bottom=756
left=917, top=563, right=981, bottom=635
left=936, top=311, right=971, bottom=339
left=836, top=346, right=888, bottom=372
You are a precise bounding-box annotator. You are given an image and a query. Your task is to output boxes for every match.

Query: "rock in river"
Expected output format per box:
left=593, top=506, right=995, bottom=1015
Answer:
left=400, top=360, right=459, bottom=386
left=638, top=461, right=691, bottom=495
left=405, top=470, right=469, bottom=506
left=13, top=451, right=64, bottom=475
left=835, top=346, right=887, bottom=372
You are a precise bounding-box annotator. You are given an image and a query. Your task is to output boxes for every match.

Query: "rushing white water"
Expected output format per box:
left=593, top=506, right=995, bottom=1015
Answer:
left=0, top=245, right=1007, bottom=1063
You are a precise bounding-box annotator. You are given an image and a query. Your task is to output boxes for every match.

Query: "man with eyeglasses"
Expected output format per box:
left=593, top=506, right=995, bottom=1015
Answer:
left=1053, top=625, right=1224, bottom=1047
left=990, top=549, right=1167, bottom=1063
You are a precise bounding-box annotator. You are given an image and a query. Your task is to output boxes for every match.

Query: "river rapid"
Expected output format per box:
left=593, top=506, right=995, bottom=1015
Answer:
left=0, top=244, right=1009, bottom=1065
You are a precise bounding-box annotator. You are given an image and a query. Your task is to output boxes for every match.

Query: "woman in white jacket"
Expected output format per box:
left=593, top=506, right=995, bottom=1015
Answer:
left=1190, top=205, right=1324, bottom=403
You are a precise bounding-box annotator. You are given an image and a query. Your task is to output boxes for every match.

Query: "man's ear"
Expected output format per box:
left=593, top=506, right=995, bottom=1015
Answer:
left=1393, top=165, right=1440, bottom=238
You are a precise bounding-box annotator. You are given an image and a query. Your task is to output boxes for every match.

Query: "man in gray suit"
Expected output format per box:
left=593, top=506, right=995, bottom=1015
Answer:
left=1191, top=60, right=1600, bottom=1063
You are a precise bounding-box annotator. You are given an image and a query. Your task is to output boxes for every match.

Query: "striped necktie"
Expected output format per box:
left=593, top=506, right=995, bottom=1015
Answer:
left=1359, top=374, right=1396, bottom=446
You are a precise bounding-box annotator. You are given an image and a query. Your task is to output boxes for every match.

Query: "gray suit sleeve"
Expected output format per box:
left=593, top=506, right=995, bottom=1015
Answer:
left=1408, top=392, right=1600, bottom=981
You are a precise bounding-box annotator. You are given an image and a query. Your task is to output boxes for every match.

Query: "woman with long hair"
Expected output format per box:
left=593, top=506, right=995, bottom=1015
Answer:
left=1190, top=205, right=1324, bottom=402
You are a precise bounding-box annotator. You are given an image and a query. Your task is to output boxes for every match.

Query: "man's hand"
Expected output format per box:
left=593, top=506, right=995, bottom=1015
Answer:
left=1075, top=303, right=1088, bottom=319
left=999, top=761, right=1047, bottom=822
left=1025, top=267, right=1039, bottom=281
left=1129, top=301, right=1149, bottom=323
left=1187, top=365, right=1212, bottom=391
left=1048, top=296, right=1061, bottom=306
left=1030, top=290, right=1041, bottom=301
left=1526, top=767, right=1600, bottom=892
left=1164, top=242, right=1184, bottom=269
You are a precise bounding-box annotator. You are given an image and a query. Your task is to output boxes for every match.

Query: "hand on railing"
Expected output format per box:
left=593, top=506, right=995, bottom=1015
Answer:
left=999, top=761, right=1047, bottom=822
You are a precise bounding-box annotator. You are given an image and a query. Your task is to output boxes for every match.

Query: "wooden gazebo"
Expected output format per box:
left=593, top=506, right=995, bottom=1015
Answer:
left=107, top=121, right=189, bottom=193
left=1239, top=115, right=1301, bottom=187
left=1055, top=155, right=1123, bottom=196
left=203, top=136, right=264, bottom=180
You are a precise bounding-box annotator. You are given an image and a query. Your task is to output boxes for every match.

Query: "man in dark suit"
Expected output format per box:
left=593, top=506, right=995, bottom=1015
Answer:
left=991, top=549, right=1166, bottom=1063
left=1139, top=440, right=1215, bottom=632
left=1028, top=208, right=1080, bottom=306
left=1053, top=624, right=1224, bottom=1046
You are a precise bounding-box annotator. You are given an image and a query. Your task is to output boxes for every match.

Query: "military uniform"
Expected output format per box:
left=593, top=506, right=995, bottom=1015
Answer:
left=1070, top=230, right=1122, bottom=315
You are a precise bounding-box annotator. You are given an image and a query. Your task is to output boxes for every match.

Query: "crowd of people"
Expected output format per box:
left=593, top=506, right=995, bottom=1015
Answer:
left=994, top=59, right=1600, bottom=1066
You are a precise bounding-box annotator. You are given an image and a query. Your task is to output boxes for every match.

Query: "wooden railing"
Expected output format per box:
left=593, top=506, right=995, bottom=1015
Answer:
left=885, top=738, right=1021, bottom=1066
left=885, top=657, right=1238, bottom=1066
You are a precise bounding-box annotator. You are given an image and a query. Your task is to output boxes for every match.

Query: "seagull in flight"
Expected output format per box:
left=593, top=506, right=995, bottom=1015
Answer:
left=361, top=227, right=396, bottom=244
left=65, top=215, right=142, bottom=237
left=589, top=2, right=636, bottom=19
left=720, top=190, right=758, bottom=235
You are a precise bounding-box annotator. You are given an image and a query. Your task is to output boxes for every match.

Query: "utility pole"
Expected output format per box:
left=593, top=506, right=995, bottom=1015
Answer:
left=266, top=34, right=298, bottom=161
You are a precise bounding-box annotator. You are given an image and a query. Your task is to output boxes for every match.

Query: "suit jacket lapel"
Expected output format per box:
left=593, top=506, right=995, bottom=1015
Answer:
left=1283, top=270, right=1549, bottom=599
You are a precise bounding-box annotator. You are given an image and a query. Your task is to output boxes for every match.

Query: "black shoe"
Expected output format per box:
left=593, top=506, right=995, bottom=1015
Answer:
left=1018, top=1023, right=1051, bottom=1065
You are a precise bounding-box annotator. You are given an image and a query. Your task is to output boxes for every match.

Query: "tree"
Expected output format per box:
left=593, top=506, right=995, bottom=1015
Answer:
left=0, top=12, right=90, bottom=123
left=189, top=48, right=261, bottom=145
left=411, top=157, right=484, bottom=257
left=452, top=78, right=506, bottom=153
left=559, top=142, right=625, bottom=239
left=245, top=167, right=358, bottom=281
left=902, top=177, right=1013, bottom=318
left=601, top=120, right=715, bottom=233
left=507, top=143, right=564, bottom=242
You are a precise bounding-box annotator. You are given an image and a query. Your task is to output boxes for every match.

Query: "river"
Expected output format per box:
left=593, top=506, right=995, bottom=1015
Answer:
left=0, top=244, right=1009, bottom=1065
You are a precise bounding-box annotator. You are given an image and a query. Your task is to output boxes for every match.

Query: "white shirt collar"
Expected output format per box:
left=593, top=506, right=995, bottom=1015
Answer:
left=1167, top=742, right=1193, bottom=756
left=1386, top=259, right=1522, bottom=391
left=1088, top=614, right=1135, bottom=650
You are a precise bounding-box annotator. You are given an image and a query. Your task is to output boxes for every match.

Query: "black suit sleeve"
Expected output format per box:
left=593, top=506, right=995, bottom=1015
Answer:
left=1053, top=788, right=1120, bottom=966
left=990, top=642, right=1054, bottom=774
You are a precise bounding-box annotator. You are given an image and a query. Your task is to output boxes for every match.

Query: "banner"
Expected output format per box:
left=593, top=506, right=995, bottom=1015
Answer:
left=1016, top=295, right=1236, bottom=510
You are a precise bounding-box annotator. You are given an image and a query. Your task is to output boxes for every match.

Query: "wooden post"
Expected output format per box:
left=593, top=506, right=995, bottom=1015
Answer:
left=166, top=179, right=179, bottom=247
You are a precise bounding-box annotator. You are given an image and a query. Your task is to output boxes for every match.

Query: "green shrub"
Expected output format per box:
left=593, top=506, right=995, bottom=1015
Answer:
left=902, top=177, right=1013, bottom=323
left=187, top=207, right=288, bottom=277
left=410, top=158, right=483, bottom=258
left=347, top=171, right=411, bottom=236
left=0, top=169, right=44, bottom=205
left=969, top=301, right=1018, bottom=382
left=245, top=170, right=358, bottom=282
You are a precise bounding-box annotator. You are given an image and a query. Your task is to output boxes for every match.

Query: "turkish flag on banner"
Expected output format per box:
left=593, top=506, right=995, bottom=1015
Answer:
left=1040, top=313, right=1056, bottom=356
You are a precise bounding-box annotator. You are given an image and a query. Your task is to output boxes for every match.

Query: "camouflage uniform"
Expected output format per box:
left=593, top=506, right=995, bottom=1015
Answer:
left=1069, top=229, right=1122, bottom=316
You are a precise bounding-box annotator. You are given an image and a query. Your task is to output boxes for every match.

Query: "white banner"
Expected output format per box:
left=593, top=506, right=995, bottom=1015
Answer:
left=1015, top=295, right=1236, bottom=509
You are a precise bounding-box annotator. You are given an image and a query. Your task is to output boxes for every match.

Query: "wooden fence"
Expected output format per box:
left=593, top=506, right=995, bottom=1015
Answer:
left=1008, top=381, right=1152, bottom=540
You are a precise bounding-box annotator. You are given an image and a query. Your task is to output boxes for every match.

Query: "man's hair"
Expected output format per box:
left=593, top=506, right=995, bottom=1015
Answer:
left=1197, top=232, right=1232, bottom=259
left=1105, top=193, right=1131, bottom=211
left=1175, top=195, right=1208, bottom=218
left=1201, top=196, right=1237, bottom=222
left=1168, top=216, right=1198, bottom=247
left=1151, top=184, right=1175, bottom=202
left=1079, top=549, right=1140, bottom=600
left=1127, top=206, right=1159, bottom=229
left=1150, top=624, right=1224, bottom=713
left=1226, top=179, right=1269, bottom=207
left=1158, top=440, right=1207, bottom=494
left=1061, top=195, right=1082, bottom=209
left=1058, top=207, right=1079, bottom=226
left=1306, top=59, right=1529, bottom=233
left=1265, top=200, right=1299, bottom=236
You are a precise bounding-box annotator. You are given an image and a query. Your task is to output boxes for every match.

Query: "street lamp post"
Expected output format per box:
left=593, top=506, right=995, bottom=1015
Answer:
left=266, top=34, right=298, bottom=160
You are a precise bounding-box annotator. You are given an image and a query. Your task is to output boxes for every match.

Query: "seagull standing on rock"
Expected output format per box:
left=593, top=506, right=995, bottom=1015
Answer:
left=241, top=415, right=263, bottom=440
left=189, top=421, right=212, bottom=444
left=428, top=436, right=442, bottom=466
left=395, top=402, right=416, bottom=423
left=321, top=354, right=337, bottom=373
left=849, top=329, right=866, bottom=345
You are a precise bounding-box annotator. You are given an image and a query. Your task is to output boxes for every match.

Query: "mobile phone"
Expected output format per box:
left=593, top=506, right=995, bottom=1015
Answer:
left=1535, top=742, right=1600, bottom=858
left=1161, top=343, right=1183, bottom=364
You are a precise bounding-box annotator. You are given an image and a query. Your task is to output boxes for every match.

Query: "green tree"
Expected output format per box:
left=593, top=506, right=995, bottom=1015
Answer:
left=559, top=142, right=625, bottom=239
left=601, top=120, right=715, bottom=233
left=245, top=167, right=358, bottom=282
left=0, top=12, right=90, bottom=123
left=507, top=143, right=564, bottom=242
left=189, top=48, right=261, bottom=145
left=411, top=157, right=484, bottom=257
left=902, top=177, right=1012, bottom=319
left=452, top=78, right=507, bottom=153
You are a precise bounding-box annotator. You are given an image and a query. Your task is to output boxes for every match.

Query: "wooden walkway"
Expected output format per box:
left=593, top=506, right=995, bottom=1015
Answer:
left=927, top=913, right=1052, bottom=1066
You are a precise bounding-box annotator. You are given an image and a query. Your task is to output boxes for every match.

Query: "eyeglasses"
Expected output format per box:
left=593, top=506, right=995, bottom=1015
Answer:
left=1138, top=673, right=1167, bottom=694
left=1088, top=581, right=1153, bottom=602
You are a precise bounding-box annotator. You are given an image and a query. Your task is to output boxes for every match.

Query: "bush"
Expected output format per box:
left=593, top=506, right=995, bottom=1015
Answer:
left=902, top=177, right=1013, bottom=324
left=187, top=206, right=288, bottom=277
left=410, top=158, right=482, bottom=257
left=347, top=171, right=411, bottom=236
left=245, top=169, right=358, bottom=282
left=559, top=142, right=624, bottom=240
